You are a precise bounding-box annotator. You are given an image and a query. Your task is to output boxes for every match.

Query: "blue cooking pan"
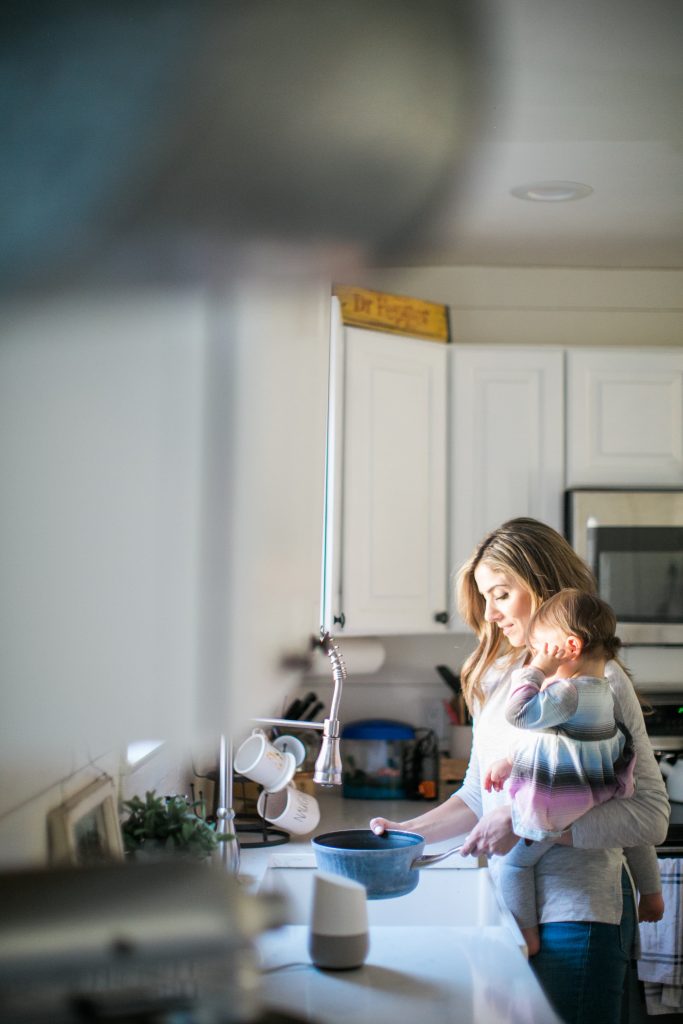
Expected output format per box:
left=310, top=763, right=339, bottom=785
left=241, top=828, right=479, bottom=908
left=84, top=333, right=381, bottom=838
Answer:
left=311, top=829, right=463, bottom=899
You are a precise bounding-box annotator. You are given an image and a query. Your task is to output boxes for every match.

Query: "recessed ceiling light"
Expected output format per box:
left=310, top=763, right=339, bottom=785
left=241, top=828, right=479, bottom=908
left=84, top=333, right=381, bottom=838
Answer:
left=510, top=181, right=594, bottom=202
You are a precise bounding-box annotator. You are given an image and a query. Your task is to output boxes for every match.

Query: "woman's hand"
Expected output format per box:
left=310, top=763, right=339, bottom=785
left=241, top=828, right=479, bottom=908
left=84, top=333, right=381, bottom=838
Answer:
left=460, top=804, right=518, bottom=858
left=638, top=892, right=665, bottom=923
left=369, top=816, right=404, bottom=836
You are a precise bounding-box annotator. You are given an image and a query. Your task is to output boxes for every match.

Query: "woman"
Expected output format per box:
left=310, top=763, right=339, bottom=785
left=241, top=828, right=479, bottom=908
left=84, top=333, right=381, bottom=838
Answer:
left=370, top=518, right=669, bottom=1024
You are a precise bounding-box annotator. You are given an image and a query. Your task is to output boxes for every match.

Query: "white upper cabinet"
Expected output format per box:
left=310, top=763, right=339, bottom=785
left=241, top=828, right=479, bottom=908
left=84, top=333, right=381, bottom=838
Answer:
left=324, top=309, right=682, bottom=636
left=450, top=346, right=565, bottom=623
left=326, top=325, right=448, bottom=634
left=567, top=349, right=683, bottom=487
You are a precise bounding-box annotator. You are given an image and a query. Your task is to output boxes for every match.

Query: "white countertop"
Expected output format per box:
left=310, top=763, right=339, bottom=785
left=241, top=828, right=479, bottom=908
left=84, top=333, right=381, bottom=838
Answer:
left=236, top=790, right=561, bottom=1024
left=258, top=926, right=559, bottom=1024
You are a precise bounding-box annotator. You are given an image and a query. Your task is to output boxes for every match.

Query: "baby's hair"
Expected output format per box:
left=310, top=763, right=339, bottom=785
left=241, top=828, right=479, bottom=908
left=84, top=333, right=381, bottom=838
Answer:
left=527, top=588, right=622, bottom=660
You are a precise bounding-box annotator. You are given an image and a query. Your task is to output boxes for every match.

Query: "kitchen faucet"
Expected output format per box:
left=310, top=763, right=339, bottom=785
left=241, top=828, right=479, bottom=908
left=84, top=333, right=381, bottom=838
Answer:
left=216, top=630, right=346, bottom=873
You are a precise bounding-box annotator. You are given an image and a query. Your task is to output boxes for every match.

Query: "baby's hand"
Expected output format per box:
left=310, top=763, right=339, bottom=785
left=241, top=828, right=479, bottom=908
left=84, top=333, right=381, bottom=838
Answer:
left=638, top=892, right=665, bottom=923
left=484, top=758, right=512, bottom=792
left=531, top=642, right=567, bottom=677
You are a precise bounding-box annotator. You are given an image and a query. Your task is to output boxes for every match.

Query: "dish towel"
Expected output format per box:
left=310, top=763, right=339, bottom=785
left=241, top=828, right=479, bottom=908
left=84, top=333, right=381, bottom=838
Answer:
left=638, top=858, right=683, bottom=1015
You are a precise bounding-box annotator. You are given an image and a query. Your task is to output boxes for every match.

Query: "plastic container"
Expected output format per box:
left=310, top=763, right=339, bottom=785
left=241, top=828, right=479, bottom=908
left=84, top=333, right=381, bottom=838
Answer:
left=341, top=719, right=415, bottom=800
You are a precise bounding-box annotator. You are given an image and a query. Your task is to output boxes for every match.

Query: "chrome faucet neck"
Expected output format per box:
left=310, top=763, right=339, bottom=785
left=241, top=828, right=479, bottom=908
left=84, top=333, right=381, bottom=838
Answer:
left=217, top=631, right=347, bottom=870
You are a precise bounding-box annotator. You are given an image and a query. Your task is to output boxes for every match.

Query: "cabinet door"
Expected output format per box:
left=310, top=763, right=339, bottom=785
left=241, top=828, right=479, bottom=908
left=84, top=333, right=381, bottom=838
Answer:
left=451, top=347, right=565, bottom=625
left=567, top=349, right=683, bottom=487
left=339, top=328, right=448, bottom=634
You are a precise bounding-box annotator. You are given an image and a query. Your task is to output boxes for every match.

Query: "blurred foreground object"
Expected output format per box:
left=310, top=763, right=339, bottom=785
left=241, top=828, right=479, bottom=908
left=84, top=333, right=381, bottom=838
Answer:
left=1, top=0, right=484, bottom=290
left=0, top=859, right=287, bottom=1023
left=0, top=0, right=486, bottom=805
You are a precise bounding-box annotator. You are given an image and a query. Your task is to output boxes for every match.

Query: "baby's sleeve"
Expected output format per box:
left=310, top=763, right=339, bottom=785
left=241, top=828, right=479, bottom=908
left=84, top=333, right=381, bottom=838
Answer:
left=506, top=668, right=579, bottom=730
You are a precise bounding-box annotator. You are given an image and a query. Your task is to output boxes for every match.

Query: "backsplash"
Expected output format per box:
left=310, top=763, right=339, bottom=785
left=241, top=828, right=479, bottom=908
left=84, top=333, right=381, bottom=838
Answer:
left=294, top=633, right=683, bottom=749
left=296, top=634, right=477, bottom=750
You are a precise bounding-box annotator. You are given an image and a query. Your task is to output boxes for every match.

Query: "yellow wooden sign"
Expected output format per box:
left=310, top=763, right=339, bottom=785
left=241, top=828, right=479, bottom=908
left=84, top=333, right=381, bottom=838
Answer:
left=333, top=285, right=450, bottom=343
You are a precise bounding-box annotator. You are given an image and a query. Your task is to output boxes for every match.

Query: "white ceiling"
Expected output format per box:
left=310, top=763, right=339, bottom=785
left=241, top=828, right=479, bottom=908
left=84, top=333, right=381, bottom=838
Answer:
left=410, top=0, right=683, bottom=269
left=2, top=2, right=681, bottom=286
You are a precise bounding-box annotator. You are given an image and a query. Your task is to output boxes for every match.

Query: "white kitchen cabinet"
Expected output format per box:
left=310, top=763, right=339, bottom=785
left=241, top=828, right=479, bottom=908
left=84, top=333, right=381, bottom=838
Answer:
left=324, top=325, right=682, bottom=637
left=567, top=348, right=683, bottom=487
left=450, top=346, right=565, bottom=625
left=325, top=323, right=448, bottom=634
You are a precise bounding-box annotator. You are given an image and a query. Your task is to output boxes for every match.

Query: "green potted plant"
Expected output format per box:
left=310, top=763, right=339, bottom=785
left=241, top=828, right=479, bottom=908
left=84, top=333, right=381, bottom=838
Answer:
left=120, top=790, right=232, bottom=862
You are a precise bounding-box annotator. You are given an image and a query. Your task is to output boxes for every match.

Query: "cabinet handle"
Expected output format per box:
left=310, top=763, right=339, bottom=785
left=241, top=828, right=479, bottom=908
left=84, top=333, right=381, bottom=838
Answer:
left=333, top=613, right=346, bottom=628
left=433, top=611, right=449, bottom=624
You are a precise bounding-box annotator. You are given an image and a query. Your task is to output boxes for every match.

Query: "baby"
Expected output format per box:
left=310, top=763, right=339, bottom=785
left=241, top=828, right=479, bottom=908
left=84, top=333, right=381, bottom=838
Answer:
left=485, top=588, right=664, bottom=956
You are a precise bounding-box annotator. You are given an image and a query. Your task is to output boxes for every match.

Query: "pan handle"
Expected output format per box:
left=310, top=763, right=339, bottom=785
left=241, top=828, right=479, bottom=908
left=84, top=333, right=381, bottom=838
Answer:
left=411, top=843, right=464, bottom=868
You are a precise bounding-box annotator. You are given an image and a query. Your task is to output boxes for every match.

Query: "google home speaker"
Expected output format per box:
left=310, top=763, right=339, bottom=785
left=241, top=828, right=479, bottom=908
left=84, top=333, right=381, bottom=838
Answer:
left=309, top=871, right=369, bottom=970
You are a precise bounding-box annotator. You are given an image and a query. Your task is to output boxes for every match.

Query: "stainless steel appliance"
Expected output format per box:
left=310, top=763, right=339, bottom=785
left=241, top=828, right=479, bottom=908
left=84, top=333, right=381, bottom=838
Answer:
left=645, top=696, right=683, bottom=855
left=566, top=490, right=683, bottom=645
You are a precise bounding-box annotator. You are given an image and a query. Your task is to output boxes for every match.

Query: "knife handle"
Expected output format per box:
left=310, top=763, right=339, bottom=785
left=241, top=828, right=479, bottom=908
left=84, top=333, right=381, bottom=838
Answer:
left=301, top=700, right=325, bottom=721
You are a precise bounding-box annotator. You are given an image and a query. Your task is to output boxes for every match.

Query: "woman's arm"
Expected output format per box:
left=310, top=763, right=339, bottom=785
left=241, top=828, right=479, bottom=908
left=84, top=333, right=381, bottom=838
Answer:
left=569, top=661, right=669, bottom=849
left=369, top=792, right=478, bottom=844
left=370, top=733, right=483, bottom=841
left=370, top=712, right=520, bottom=857
left=369, top=793, right=520, bottom=856
left=624, top=845, right=662, bottom=896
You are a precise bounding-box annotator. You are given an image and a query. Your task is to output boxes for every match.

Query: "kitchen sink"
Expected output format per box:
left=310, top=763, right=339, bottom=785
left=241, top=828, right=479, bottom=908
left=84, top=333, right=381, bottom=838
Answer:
left=259, top=853, right=508, bottom=930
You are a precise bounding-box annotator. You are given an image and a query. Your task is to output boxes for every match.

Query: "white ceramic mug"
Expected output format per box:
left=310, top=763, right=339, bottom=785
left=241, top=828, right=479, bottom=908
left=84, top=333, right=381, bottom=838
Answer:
left=273, top=734, right=307, bottom=767
left=233, top=730, right=296, bottom=792
left=257, top=784, right=321, bottom=835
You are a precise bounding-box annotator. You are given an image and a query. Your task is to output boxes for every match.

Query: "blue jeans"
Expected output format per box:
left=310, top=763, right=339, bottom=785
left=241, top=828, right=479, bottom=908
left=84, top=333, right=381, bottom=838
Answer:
left=531, top=868, right=636, bottom=1024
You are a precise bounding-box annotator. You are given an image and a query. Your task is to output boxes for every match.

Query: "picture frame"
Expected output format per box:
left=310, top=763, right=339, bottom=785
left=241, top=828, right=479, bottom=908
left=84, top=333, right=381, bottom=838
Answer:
left=48, top=776, right=124, bottom=866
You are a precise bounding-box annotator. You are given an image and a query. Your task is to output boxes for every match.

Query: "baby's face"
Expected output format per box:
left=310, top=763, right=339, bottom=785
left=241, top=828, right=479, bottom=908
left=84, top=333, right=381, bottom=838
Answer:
left=529, top=622, right=567, bottom=654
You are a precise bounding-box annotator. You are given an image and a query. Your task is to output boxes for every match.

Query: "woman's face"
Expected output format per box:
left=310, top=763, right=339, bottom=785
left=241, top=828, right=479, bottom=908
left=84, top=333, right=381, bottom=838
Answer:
left=473, top=562, right=534, bottom=649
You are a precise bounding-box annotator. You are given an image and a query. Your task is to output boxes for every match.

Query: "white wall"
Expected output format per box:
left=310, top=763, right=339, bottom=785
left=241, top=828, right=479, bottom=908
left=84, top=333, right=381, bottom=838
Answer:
left=0, top=291, right=211, bottom=865
left=353, top=266, right=683, bottom=347
left=0, top=743, right=190, bottom=870
left=0, top=276, right=330, bottom=866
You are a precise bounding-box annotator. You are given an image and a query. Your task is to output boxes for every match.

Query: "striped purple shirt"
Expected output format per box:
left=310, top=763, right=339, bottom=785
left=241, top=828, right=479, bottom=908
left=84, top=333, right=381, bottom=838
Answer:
left=506, top=666, right=636, bottom=841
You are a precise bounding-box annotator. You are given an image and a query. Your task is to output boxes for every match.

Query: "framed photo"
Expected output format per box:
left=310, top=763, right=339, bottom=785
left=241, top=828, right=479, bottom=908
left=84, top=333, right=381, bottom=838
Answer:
left=48, top=776, right=124, bottom=866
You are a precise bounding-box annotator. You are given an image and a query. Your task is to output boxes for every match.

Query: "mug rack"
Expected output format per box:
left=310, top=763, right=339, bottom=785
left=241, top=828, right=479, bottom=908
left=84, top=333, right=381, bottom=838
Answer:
left=232, top=773, right=290, bottom=848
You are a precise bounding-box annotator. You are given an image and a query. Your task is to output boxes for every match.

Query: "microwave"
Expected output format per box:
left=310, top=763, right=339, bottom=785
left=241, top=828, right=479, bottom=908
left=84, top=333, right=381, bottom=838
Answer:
left=566, top=489, right=683, bottom=646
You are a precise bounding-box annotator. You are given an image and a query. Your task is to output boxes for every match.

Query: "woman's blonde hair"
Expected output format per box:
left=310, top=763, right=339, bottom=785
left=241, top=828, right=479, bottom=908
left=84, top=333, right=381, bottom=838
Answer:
left=528, top=588, right=622, bottom=661
left=456, top=518, right=597, bottom=709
